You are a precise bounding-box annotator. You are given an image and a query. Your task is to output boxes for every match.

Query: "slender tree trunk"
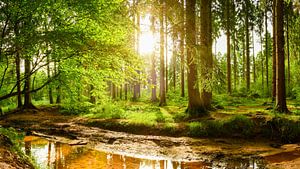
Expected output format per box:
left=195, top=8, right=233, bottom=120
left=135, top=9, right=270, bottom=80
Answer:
left=245, top=0, right=250, bottom=91
left=200, top=0, right=213, bottom=109
left=165, top=14, right=168, bottom=94
left=151, top=16, right=157, bottom=102
left=24, top=58, right=34, bottom=109
left=90, top=85, right=96, bottom=103
left=172, top=34, right=176, bottom=90
left=15, top=53, right=22, bottom=108
left=286, top=4, right=290, bottom=92
left=272, top=0, right=277, bottom=101
left=260, top=29, right=264, bottom=91
left=226, top=0, right=231, bottom=94
left=265, top=7, right=269, bottom=93
left=180, top=0, right=185, bottom=98
left=242, top=36, right=246, bottom=82
left=252, top=30, right=256, bottom=83
left=275, top=0, right=288, bottom=113
left=55, top=62, right=61, bottom=104
left=159, top=0, right=166, bottom=106
left=233, top=32, right=237, bottom=90
left=186, top=0, right=203, bottom=115
left=124, top=84, right=128, bottom=100
left=47, top=57, right=53, bottom=104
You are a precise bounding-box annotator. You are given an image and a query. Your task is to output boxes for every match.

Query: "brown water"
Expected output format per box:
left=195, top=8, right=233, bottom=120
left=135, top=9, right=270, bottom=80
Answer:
left=22, top=136, right=267, bottom=169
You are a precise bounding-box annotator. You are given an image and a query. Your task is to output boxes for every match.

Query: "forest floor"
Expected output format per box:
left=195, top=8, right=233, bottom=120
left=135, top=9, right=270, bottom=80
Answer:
left=1, top=103, right=300, bottom=168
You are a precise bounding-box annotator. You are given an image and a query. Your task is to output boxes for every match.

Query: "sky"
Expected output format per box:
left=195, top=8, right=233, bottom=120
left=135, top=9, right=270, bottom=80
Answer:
left=138, top=13, right=274, bottom=60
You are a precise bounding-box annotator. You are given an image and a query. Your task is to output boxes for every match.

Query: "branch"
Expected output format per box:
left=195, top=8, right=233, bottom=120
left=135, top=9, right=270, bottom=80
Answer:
left=0, top=73, right=60, bottom=101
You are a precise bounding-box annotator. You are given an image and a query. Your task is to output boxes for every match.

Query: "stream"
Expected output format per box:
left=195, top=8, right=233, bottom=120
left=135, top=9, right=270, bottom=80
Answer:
left=22, top=136, right=267, bottom=169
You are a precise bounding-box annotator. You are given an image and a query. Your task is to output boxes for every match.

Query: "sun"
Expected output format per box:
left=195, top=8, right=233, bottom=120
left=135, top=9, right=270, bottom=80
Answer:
left=139, top=32, right=155, bottom=55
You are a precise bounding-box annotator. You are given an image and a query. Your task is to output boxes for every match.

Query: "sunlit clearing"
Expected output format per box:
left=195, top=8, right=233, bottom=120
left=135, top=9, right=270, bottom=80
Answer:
left=139, top=32, right=155, bottom=55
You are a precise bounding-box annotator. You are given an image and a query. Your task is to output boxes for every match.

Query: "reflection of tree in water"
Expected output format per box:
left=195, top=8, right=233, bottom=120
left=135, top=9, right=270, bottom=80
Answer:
left=210, top=157, right=266, bottom=169
left=24, top=136, right=267, bottom=169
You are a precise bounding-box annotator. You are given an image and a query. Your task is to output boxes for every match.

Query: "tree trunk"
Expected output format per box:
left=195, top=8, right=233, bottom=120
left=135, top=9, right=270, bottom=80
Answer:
left=24, top=58, right=34, bottom=109
left=15, top=53, right=22, bottom=108
left=165, top=14, right=168, bottom=94
left=245, top=0, right=250, bottom=91
left=265, top=7, right=269, bottom=93
left=159, top=0, right=166, bottom=106
left=286, top=3, right=290, bottom=92
left=272, top=0, right=277, bottom=101
left=172, top=34, right=176, bottom=91
left=90, top=85, right=96, bottom=104
left=186, top=0, right=203, bottom=115
left=124, top=84, right=128, bottom=100
left=55, top=62, right=61, bottom=104
left=226, top=0, right=231, bottom=94
left=233, top=32, right=237, bottom=90
left=47, top=56, right=53, bottom=104
left=180, top=0, right=185, bottom=98
left=151, top=16, right=158, bottom=102
left=200, top=0, right=213, bottom=110
left=275, top=0, right=288, bottom=113
left=252, top=30, right=256, bottom=83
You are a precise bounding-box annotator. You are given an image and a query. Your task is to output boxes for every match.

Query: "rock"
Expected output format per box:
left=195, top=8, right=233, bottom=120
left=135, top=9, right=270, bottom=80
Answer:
left=69, top=140, right=88, bottom=145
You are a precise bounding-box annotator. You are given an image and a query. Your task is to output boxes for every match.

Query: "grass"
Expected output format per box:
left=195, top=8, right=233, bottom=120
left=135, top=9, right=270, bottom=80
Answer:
left=3, top=95, right=299, bottom=142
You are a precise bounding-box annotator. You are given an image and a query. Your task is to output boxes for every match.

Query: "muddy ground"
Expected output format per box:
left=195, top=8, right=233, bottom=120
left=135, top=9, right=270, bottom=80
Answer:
left=1, top=106, right=300, bottom=168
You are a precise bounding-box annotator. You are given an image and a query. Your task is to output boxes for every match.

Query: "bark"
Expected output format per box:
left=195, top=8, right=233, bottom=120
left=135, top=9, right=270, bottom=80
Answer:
left=15, top=52, right=22, bottom=108
left=186, top=0, right=203, bottom=115
left=275, top=0, right=288, bottom=113
left=252, top=30, right=256, bottom=83
left=55, top=62, right=61, bottom=104
left=265, top=7, right=269, bottom=93
left=172, top=33, right=176, bottom=90
left=151, top=16, right=158, bottom=102
left=24, top=57, right=35, bottom=109
left=180, top=0, right=185, bottom=98
left=233, top=32, right=237, bottom=90
left=245, top=0, right=250, bottom=91
left=47, top=56, right=54, bottom=104
left=159, top=0, right=166, bottom=106
left=272, top=0, right=277, bottom=101
left=112, top=84, right=116, bottom=99
left=165, top=14, right=168, bottom=94
left=200, top=0, right=213, bottom=110
left=226, top=0, right=231, bottom=94
left=286, top=3, right=290, bottom=91
left=90, top=85, right=96, bottom=104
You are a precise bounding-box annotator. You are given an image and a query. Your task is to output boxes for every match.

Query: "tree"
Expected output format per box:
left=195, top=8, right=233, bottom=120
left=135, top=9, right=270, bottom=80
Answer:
left=275, top=0, right=288, bottom=113
left=245, top=0, right=251, bottom=91
left=200, top=0, right=213, bottom=110
left=159, top=0, right=167, bottom=106
left=186, top=0, right=202, bottom=115
left=180, top=0, right=185, bottom=98
left=226, top=0, right=232, bottom=94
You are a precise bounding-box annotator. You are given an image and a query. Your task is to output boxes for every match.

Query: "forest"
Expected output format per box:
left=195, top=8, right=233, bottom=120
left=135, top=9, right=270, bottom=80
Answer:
left=1, top=0, right=300, bottom=168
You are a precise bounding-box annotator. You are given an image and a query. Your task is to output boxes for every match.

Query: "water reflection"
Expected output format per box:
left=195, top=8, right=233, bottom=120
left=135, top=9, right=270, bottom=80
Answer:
left=22, top=136, right=266, bottom=169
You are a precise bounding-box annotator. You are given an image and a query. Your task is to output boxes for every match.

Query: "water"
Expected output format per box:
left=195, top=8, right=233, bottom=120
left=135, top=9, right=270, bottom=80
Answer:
left=22, top=136, right=267, bottom=169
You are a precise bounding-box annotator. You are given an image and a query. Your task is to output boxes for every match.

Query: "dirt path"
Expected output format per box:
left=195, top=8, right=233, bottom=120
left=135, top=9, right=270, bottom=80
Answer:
left=1, top=106, right=300, bottom=168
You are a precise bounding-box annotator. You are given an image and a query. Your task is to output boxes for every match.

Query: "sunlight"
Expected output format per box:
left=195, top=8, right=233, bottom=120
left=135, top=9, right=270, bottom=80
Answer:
left=139, top=31, right=155, bottom=55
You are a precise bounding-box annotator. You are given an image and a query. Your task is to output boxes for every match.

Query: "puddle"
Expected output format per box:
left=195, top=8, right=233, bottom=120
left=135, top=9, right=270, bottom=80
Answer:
left=22, top=136, right=267, bottom=169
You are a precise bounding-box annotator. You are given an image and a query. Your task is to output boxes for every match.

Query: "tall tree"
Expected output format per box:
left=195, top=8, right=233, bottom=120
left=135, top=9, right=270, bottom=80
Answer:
left=275, top=0, right=288, bottom=113
left=186, top=0, right=202, bottom=115
left=272, top=0, right=277, bottom=100
left=150, top=16, right=157, bottom=102
left=245, top=0, right=251, bottom=91
left=180, top=0, right=185, bottom=98
left=226, top=0, right=232, bottom=94
left=200, top=0, right=213, bottom=110
left=159, top=0, right=167, bottom=106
